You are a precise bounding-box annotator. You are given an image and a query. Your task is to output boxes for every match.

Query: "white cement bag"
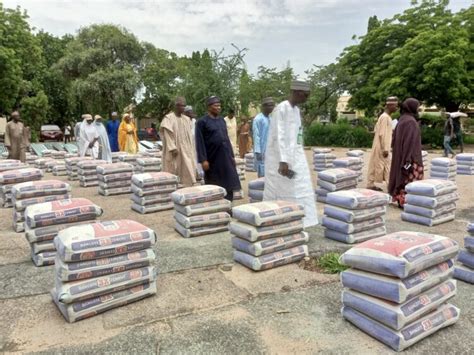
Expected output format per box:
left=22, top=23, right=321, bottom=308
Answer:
left=405, top=179, right=457, bottom=196
left=342, top=304, right=459, bottom=351
left=322, top=216, right=385, bottom=234
left=136, top=157, right=162, bottom=166
left=131, top=183, right=176, bottom=197
left=457, top=166, right=474, bottom=175
left=131, top=172, right=178, bottom=188
left=340, top=232, right=458, bottom=278
left=317, top=168, right=359, bottom=183
left=324, top=226, right=386, bottom=244
left=0, top=168, right=43, bottom=184
left=98, top=180, right=131, bottom=189
left=131, top=193, right=171, bottom=206
left=430, top=165, right=456, bottom=173
left=96, top=162, right=133, bottom=175
left=98, top=186, right=132, bottom=196
left=457, top=249, right=474, bottom=269
left=174, top=222, right=229, bottom=238
left=403, top=203, right=456, bottom=218
left=346, top=150, right=364, bottom=157
left=52, top=282, right=157, bottom=323
left=11, top=180, right=70, bottom=199
left=232, top=232, right=308, bottom=256
left=77, top=160, right=106, bottom=170
left=98, top=172, right=133, bottom=183
left=31, top=239, right=56, bottom=254
left=248, top=189, right=264, bottom=201
left=405, top=191, right=459, bottom=208
left=131, top=202, right=174, bottom=214
left=25, top=221, right=93, bottom=243
left=135, top=166, right=161, bottom=173
left=233, top=245, right=308, bottom=271
left=14, top=193, right=72, bottom=212
left=326, top=189, right=391, bottom=209
left=55, top=220, right=155, bottom=262
left=454, top=264, right=474, bottom=284
left=401, top=211, right=455, bottom=226
left=340, top=260, right=454, bottom=303
left=32, top=251, right=56, bottom=266
left=25, top=198, right=102, bottom=229
left=232, top=201, right=305, bottom=227
left=431, top=157, right=456, bottom=167
left=429, top=171, right=456, bottom=180
left=174, top=199, right=231, bottom=217
left=312, top=148, right=332, bottom=154
left=55, top=266, right=157, bottom=303
left=333, top=157, right=363, bottom=167
left=342, top=279, right=457, bottom=330
left=171, top=185, right=226, bottom=205
left=79, top=180, right=99, bottom=187
left=175, top=211, right=230, bottom=228
left=248, top=178, right=265, bottom=191
left=230, top=219, right=304, bottom=242
left=324, top=205, right=386, bottom=223
left=317, top=179, right=357, bottom=192
left=455, top=153, right=474, bottom=162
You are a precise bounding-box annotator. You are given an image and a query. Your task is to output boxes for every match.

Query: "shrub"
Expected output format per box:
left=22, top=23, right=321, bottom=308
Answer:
left=304, top=122, right=373, bottom=148
left=317, top=252, right=348, bottom=274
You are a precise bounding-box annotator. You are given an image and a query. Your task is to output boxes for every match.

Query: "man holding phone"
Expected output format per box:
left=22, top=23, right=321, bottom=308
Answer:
left=263, top=80, right=318, bottom=228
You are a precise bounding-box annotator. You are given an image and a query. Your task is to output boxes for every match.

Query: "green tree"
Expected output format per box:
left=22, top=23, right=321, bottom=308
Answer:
left=20, top=90, right=49, bottom=142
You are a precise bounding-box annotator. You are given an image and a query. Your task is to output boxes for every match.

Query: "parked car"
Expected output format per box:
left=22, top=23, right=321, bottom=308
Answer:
left=40, top=124, right=63, bottom=142
left=138, top=127, right=159, bottom=141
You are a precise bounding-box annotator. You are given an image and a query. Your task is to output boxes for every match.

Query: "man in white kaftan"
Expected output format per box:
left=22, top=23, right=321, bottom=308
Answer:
left=94, top=115, right=112, bottom=163
left=79, top=114, right=99, bottom=158
left=263, top=80, right=318, bottom=228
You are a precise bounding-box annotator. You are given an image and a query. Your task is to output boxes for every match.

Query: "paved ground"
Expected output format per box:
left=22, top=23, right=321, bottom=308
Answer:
left=0, top=147, right=473, bottom=354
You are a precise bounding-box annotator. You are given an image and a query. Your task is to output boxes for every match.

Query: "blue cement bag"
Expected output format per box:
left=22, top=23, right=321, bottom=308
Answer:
left=340, top=260, right=454, bottom=303
left=325, top=226, right=386, bottom=244
left=465, top=236, right=474, bottom=252
left=324, top=205, right=386, bottom=223
left=405, top=191, right=458, bottom=208
left=233, top=245, right=308, bottom=271
left=454, top=264, right=474, bottom=284
left=429, top=171, right=456, bottom=180
left=405, top=179, right=456, bottom=197
left=342, top=279, right=457, bottom=330
left=403, top=203, right=456, bottom=218
left=229, top=219, right=304, bottom=242
left=317, top=168, right=359, bottom=183
left=317, top=179, right=357, bottom=192
left=326, top=189, right=390, bottom=209
left=457, top=249, right=474, bottom=269
left=430, top=165, right=456, bottom=173
left=468, top=223, right=474, bottom=236
left=455, top=153, right=474, bottom=162
left=232, top=232, right=308, bottom=256
left=248, top=189, right=264, bottom=201
left=401, top=211, right=455, bottom=226
left=431, top=157, right=456, bottom=167
left=322, top=216, right=384, bottom=234
left=315, top=188, right=329, bottom=197
left=342, top=304, right=459, bottom=352
left=248, top=178, right=265, bottom=190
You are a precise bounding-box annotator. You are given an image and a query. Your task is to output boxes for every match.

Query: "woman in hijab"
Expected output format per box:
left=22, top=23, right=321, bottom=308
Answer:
left=388, top=98, right=424, bottom=208
left=94, top=115, right=113, bottom=162
left=118, top=113, right=138, bottom=154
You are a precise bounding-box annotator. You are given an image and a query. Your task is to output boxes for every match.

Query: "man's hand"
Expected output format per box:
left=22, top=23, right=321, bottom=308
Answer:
left=382, top=151, right=389, bottom=158
left=255, top=153, right=262, bottom=161
left=202, top=160, right=210, bottom=171
left=88, top=142, right=94, bottom=148
left=171, top=150, right=178, bottom=157
left=278, top=162, right=289, bottom=177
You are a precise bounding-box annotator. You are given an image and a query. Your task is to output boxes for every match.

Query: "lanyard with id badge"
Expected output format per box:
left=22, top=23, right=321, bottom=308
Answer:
left=297, top=126, right=303, bottom=145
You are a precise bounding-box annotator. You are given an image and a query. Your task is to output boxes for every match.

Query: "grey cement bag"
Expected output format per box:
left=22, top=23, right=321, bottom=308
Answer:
left=131, top=202, right=174, bottom=214
left=324, top=226, right=386, bottom=244
left=174, top=199, right=231, bottom=217
left=229, top=219, right=304, bottom=242
left=174, top=221, right=229, bottom=238
left=174, top=211, right=230, bottom=229
left=232, top=232, right=308, bottom=256
left=233, top=245, right=308, bottom=271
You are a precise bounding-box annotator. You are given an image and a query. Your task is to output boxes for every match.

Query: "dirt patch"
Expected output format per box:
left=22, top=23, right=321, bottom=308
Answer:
left=298, top=257, right=325, bottom=273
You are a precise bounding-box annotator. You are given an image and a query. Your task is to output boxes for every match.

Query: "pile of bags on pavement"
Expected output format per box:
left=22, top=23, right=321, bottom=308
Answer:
left=456, top=153, right=474, bottom=175
left=97, top=162, right=134, bottom=196
left=78, top=160, right=106, bottom=187
left=315, top=168, right=359, bottom=203
left=0, top=167, right=43, bottom=208
left=236, top=158, right=246, bottom=181
left=454, top=222, right=474, bottom=284
left=135, top=157, right=162, bottom=173
left=248, top=178, right=265, bottom=203
left=334, top=157, right=364, bottom=182
left=65, top=157, right=92, bottom=181
left=312, top=148, right=335, bottom=172
left=131, top=172, right=178, bottom=214
left=430, top=157, right=456, bottom=181
left=245, top=153, right=256, bottom=172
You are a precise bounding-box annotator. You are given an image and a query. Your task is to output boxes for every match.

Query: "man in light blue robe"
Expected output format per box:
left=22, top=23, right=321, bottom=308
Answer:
left=252, top=97, right=275, bottom=177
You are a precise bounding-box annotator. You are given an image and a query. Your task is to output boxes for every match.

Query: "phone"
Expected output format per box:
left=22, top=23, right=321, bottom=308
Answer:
left=287, top=169, right=296, bottom=179
left=403, top=163, right=412, bottom=171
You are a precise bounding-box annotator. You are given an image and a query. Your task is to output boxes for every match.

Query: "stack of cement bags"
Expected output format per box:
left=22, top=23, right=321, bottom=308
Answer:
left=315, top=168, right=359, bottom=203
left=0, top=168, right=43, bottom=208
left=119, top=154, right=140, bottom=170
left=26, top=153, right=37, bottom=165
left=172, top=185, right=231, bottom=238
left=236, top=158, right=246, bottom=181
left=78, top=160, right=106, bottom=187
left=52, top=162, right=68, bottom=176
left=0, top=159, right=27, bottom=171
left=46, top=159, right=63, bottom=173
left=51, top=151, right=67, bottom=160
left=245, top=153, right=256, bottom=172
left=322, top=188, right=389, bottom=244
left=422, top=150, right=429, bottom=173
left=454, top=222, right=474, bottom=284
left=333, top=157, right=363, bottom=182
left=402, top=179, right=458, bottom=226
left=346, top=149, right=364, bottom=158
left=11, top=180, right=72, bottom=233
left=231, top=201, right=308, bottom=271
left=140, top=149, right=162, bottom=158
left=112, top=151, right=126, bottom=163
left=35, top=157, right=55, bottom=171
left=41, top=150, right=52, bottom=158
left=24, top=198, right=102, bottom=266
left=52, top=220, right=157, bottom=322
left=248, top=178, right=265, bottom=203
left=340, top=232, right=459, bottom=352
left=456, top=153, right=474, bottom=175
left=97, top=162, right=134, bottom=196
left=131, top=172, right=178, bottom=214
left=135, top=157, right=162, bottom=173
left=65, top=157, right=92, bottom=181
left=313, top=148, right=336, bottom=172
left=430, top=157, right=456, bottom=181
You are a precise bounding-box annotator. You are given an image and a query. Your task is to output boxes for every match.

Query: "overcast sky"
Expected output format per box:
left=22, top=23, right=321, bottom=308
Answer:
left=3, top=0, right=471, bottom=76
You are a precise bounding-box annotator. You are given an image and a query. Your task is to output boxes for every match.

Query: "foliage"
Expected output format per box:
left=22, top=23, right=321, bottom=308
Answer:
left=317, top=253, right=348, bottom=274
left=304, top=121, right=373, bottom=148
left=20, top=90, right=49, bottom=142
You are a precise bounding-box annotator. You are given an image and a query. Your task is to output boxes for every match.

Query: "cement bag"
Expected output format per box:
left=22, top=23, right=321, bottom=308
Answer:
left=99, top=180, right=131, bottom=190
left=469, top=222, right=474, bottom=236
left=430, top=165, right=457, bottom=173
left=340, top=232, right=459, bottom=278
left=136, top=157, right=162, bottom=166
left=312, top=148, right=332, bottom=153
left=25, top=221, right=93, bottom=243
left=131, top=183, right=176, bottom=197
left=455, top=153, right=474, bottom=162
left=454, top=264, right=474, bottom=284
left=174, top=222, right=229, bottom=238
left=232, top=201, right=305, bottom=227
left=324, top=205, right=386, bottom=223
left=118, top=154, right=140, bottom=163
left=55, top=248, right=156, bottom=282
left=248, top=189, right=264, bottom=201
left=233, top=245, right=308, bottom=271
left=77, top=168, right=98, bottom=176
left=78, top=174, right=98, bottom=182
left=131, top=172, right=178, bottom=188
left=401, top=211, right=455, bottom=226
left=79, top=180, right=99, bottom=187
left=175, top=211, right=230, bottom=228
left=12, top=210, right=24, bottom=223
left=77, top=160, right=106, bottom=170
left=25, top=198, right=102, bottom=229
left=322, top=216, right=384, bottom=234
left=0, top=168, right=43, bottom=184
left=342, top=304, right=459, bottom=352
left=131, top=202, right=174, bottom=214
left=96, top=162, right=133, bottom=175
left=248, top=178, right=265, bottom=191
left=465, top=236, right=474, bottom=252
left=98, top=172, right=133, bottom=183
left=52, top=282, right=157, bottom=323
left=405, top=191, right=459, bottom=208
left=342, top=280, right=456, bottom=330
left=171, top=185, right=226, bottom=205
left=313, top=153, right=336, bottom=161
left=131, top=193, right=171, bottom=206
left=317, top=179, right=357, bottom=192
left=11, top=180, right=70, bottom=199
left=403, top=203, right=456, bottom=219
left=429, top=171, right=456, bottom=180
left=405, top=179, right=456, bottom=197
left=230, top=219, right=304, bottom=242
left=457, top=166, right=474, bottom=174
left=317, top=168, right=359, bottom=183
left=98, top=186, right=132, bottom=196
left=32, top=251, right=56, bottom=267
left=52, top=166, right=67, bottom=176
left=14, top=193, right=72, bottom=212
left=135, top=166, right=161, bottom=173
left=457, top=249, right=474, bottom=269
left=0, top=160, right=25, bottom=171
left=65, top=156, right=92, bottom=165
left=431, top=157, right=456, bottom=167
left=340, top=260, right=454, bottom=303
left=333, top=157, right=363, bottom=167
left=327, top=189, right=390, bottom=210
left=346, top=150, right=364, bottom=157
left=315, top=188, right=329, bottom=197
left=31, top=239, right=56, bottom=254
left=232, top=232, right=308, bottom=256
left=325, top=226, right=386, bottom=244
left=55, top=266, right=157, bottom=303
left=174, top=199, right=231, bottom=217
left=55, top=220, right=156, bottom=262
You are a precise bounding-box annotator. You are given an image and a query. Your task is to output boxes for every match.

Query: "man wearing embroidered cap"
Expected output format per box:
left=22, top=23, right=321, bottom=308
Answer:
left=106, top=111, right=120, bottom=152
left=263, top=81, right=318, bottom=227
left=195, top=96, right=241, bottom=201
left=253, top=97, right=275, bottom=177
